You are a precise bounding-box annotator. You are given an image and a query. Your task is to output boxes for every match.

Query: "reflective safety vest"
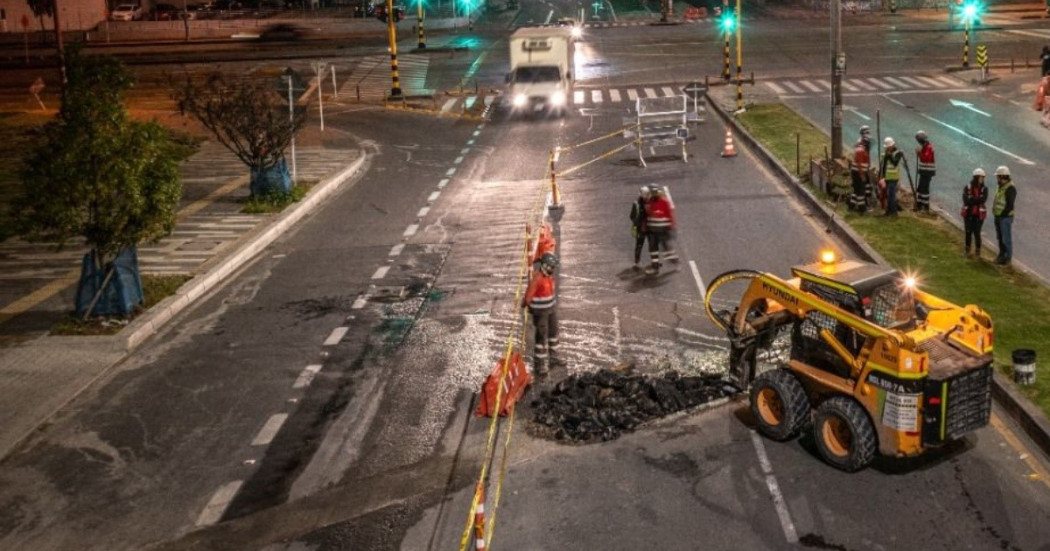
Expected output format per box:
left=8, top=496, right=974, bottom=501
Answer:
left=851, top=144, right=870, bottom=174
left=881, top=149, right=903, bottom=181
left=917, top=142, right=936, bottom=175
left=993, top=181, right=1015, bottom=217
left=645, top=196, right=675, bottom=231
left=524, top=270, right=556, bottom=310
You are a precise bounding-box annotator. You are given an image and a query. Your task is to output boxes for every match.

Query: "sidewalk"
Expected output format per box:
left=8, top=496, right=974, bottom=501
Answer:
left=0, top=120, right=366, bottom=461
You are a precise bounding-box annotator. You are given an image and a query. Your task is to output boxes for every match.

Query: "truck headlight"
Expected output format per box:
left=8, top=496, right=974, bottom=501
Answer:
left=550, top=91, right=566, bottom=106
left=570, top=26, right=583, bottom=39
left=512, top=93, right=527, bottom=107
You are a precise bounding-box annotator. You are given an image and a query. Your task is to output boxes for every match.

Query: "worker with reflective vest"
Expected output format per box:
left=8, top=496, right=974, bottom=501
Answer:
left=879, top=136, right=904, bottom=216
left=530, top=222, right=556, bottom=267
left=962, top=168, right=988, bottom=258
left=914, top=130, right=936, bottom=212
left=992, top=166, right=1017, bottom=266
left=643, top=184, right=678, bottom=275
left=849, top=126, right=872, bottom=213
left=523, top=253, right=564, bottom=374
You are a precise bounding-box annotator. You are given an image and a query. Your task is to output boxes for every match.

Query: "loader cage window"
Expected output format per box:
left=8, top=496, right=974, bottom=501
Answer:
left=793, top=310, right=865, bottom=379
left=868, top=283, right=916, bottom=329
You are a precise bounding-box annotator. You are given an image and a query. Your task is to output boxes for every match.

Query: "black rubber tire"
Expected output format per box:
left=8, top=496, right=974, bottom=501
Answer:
left=749, top=368, right=810, bottom=442
left=813, top=396, right=878, bottom=472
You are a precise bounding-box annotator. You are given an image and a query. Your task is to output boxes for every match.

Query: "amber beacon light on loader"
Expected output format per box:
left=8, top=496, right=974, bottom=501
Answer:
left=703, top=252, right=994, bottom=471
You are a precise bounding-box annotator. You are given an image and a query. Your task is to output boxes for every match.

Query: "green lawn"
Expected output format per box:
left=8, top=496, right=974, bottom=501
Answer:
left=737, top=103, right=1050, bottom=418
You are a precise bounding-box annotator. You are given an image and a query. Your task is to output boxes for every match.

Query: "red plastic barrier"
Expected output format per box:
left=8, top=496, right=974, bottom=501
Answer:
left=475, top=352, right=533, bottom=418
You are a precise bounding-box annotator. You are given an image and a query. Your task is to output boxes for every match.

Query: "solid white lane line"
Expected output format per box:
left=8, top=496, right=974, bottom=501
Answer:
left=688, top=261, right=707, bottom=300
left=440, top=98, right=456, bottom=112
left=403, top=224, right=419, bottom=237
left=881, top=95, right=1035, bottom=165
left=417, top=206, right=430, bottom=217
left=196, top=481, right=243, bottom=526
left=428, top=191, right=441, bottom=202
left=453, top=156, right=464, bottom=164
left=293, top=364, right=323, bottom=389
left=751, top=431, right=799, bottom=544
left=323, top=326, right=348, bottom=346
left=251, top=413, right=289, bottom=446
left=445, top=167, right=456, bottom=176
left=574, top=90, right=585, bottom=104
left=372, top=266, right=391, bottom=279
left=438, top=178, right=449, bottom=188
left=765, top=82, right=786, bottom=95
left=388, top=243, right=405, bottom=257
left=609, top=89, right=622, bottom=102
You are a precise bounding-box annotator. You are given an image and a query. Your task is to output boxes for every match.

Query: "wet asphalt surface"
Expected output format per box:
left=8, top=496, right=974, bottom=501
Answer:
left=2, top=4, right=1050, bottom=550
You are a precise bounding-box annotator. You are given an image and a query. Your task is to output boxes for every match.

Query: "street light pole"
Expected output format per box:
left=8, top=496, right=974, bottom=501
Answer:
left=734, top=0, right=742, bottom=111
left=830, top=0, right=843, bottom=160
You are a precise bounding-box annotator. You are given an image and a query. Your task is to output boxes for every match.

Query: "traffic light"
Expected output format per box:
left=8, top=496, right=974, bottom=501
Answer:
left=394, top=6, right=402, bottom=22
left=961, top=1, right=982, bottom=22
left=720, top=13, right=735, bottom=32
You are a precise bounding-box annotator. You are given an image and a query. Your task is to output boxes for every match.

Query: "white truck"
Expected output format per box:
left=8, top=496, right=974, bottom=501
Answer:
left=506, top=26, right=575, bottom=116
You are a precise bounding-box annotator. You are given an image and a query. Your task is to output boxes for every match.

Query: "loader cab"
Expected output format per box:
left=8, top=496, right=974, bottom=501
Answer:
left=788, top=260, right=916, bottom=377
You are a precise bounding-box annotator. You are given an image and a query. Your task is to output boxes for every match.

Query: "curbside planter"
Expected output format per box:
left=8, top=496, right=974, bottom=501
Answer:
left=703, top=92, right=1050, bottom=462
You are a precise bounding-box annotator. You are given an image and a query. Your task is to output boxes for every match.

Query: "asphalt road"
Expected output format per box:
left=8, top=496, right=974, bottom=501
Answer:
left=2, top=3, right=1050, bottom=550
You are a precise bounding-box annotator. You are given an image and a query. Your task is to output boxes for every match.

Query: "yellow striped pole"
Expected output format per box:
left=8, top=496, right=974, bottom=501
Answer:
left=417, top=0, right=426, bottom=49
left=387, top=0, right=402, bottom=98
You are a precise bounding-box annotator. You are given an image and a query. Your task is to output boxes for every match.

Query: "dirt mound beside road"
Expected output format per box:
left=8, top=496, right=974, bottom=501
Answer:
left=530, top=368, right=736, bottom=443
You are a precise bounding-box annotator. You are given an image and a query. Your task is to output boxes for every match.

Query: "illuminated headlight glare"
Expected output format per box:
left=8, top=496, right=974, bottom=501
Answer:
left=550, top=91, right=567, bottom=106
left=571, top=26, right=583, bottom=38
left=512, top=93, right=527, bottom=108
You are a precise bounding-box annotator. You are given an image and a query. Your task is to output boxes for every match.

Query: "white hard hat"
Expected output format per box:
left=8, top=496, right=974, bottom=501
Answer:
left=994, top=165, right=1011, bottom=177
left=884, top=137, right=895, bottom=148
left=640, top=185, right=651, bottom=195
left=972, top=168, right=985, bottom=177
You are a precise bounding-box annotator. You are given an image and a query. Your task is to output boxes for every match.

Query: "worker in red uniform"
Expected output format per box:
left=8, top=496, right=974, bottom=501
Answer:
left=643, top=184, right=678, bottom=275
left=523, top=253, right=563, bottom=374
left=914, top=130, right=936, bottom=212
left=849, top=126, right=872, bottom=213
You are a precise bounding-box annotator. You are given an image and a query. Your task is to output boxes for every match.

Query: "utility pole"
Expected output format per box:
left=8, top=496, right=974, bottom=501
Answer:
left=722, top=0, right=730, bottom=81
left=52, top=0, right=67, bottom=88
left=386, top=0, right=402, bottom=98
left=734, top=0, right=742, bottom=111
left=830, top=0, right=843, bottom=160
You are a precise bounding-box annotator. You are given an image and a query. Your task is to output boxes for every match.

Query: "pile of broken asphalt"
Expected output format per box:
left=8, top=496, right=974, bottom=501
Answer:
left=530, top=368, right=738, bottom=443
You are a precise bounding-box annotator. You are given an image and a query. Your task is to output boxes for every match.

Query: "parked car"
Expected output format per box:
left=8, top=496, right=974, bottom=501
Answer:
left=154, top=3, right=181, bottom=19
left=259, top=23, right=305, bottom=41
left=110, top=3, right=144, bottom=21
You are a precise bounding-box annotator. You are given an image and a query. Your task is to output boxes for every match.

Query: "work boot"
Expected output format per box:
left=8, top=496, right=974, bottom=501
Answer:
left=645, top=265, right=659, bottom=276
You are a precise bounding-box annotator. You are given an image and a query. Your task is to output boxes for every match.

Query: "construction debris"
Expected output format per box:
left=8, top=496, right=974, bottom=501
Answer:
left=530, top=369, right=736, bottom=443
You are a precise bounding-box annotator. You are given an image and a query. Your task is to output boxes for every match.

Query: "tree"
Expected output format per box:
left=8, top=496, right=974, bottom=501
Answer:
left=24, top=0, right=53, bottom=34
left=18, top=49, right=182, bottom=317
left=171, top=71, right=308, bottom=197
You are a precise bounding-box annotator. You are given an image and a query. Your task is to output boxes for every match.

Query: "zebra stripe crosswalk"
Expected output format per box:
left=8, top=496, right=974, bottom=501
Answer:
left=341, top=54, right=431, bottom=100
left=764, top=75, right=967, bottom=97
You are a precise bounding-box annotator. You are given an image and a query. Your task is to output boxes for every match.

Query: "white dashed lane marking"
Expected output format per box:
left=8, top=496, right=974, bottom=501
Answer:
left=438, top=178, right=449, bottom=188
left=418, top=206, right=430, bottom=217
left=454, top=156, right=464, bottom=164
left=388, top=243, right=405, bottom=257
left=351, top=294, right=370, bottom=309
left=196, top=481, right=243, bottom=527
left=323, top=326, right=348, bottom=346
left=403, top=224, right=419, bottom=237
left=372, top=266, right=391, bottom=279
left=428, top=191, right=441, bottom=202
left=293, top=364, right=323, bottom=389
left=751, top=431, right=799, bottom=543
left=461, top=148, right=470, bottom=154
left=251, top=413, right=289, bottom=446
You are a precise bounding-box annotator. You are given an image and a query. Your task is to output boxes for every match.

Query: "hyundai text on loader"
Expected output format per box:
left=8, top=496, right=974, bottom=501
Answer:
left=704, top=253, right=994, bottom=471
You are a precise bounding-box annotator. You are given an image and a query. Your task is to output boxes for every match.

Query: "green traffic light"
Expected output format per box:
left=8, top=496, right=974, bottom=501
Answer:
left=720, top=15, right=735, bottom=31
left=962, top=4, right=977, bottom=18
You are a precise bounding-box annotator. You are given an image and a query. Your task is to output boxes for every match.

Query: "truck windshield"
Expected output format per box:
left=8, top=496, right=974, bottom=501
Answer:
left=512, top=66, right=561, bottom=83
left=868, top=282, right=916, bottom=329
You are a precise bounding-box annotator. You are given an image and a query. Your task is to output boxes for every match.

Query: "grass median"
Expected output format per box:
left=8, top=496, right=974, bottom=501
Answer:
left=736, top=103, right=1050, bottom=418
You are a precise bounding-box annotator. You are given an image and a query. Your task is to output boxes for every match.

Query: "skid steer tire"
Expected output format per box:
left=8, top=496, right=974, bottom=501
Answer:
left=813, top=397, right=877, bottom=472
left=749, top=368, right=810, bottom=442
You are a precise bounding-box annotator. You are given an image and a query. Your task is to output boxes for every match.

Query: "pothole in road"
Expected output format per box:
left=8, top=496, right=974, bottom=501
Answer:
left=529, top=367, right=737, bottom=444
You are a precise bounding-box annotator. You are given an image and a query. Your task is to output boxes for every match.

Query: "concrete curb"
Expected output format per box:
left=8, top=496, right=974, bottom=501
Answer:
left=703, top=92, right=1050, bottom=462
left=121, top=152, right=370, bottom=351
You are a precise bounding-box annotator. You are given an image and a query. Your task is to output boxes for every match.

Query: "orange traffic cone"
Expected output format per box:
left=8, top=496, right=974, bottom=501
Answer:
left=721, top=128, right=737, bottom=158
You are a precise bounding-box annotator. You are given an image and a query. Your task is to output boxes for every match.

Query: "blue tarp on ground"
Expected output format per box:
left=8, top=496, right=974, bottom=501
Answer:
left=75, top=246, right=144, bottom=318
left=250, top=158, right=293, bottom=197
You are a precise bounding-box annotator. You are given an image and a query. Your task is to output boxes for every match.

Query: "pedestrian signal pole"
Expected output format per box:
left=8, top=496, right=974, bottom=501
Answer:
left=387, top=0, right=402, bottom=99
left=417, top=0, right=426, bottom=49
left=721, top=1, right=732, bottom=81
left=961, top=2, right=978, bottom=68
left=734, top=0, right=743, bottom=110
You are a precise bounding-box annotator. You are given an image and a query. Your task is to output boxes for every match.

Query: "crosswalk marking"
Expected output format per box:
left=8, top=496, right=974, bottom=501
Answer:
left=627, top=89, right=639, bottom=101
left=898, top=76, right=928, bottom=88
left=867, top=78, right=894, bottom=90
left=661, top=86, right=675, bottom=97
left=917, top=76, right=946, bottom=88
left=341, top=54, right=431, bottom=100
left=849, top=79, right=875, bottom=91
left=935, top=76, right=962, bottom=87
left=591, top=89, right=603, bottom=103
left=610, top=89, right=622, bottom=102
left=441, top=98, right=456, bottom=112
left=766, top=81, right=786, bottom=94
left=574, top=90, right=585, bottom=104
left=817, top=80, right=832, bottom=90
left=841, top=80, right=858, bottom=92
left=800, top=80, right=822, bottom=92
left=884, top=76, right=911, bottom=88
left=644, top=88, right=657, bottom=98
left=783, top=81, right=805, bottom=94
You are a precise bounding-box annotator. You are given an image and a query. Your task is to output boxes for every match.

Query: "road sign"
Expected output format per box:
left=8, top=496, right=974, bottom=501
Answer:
left=976, top=44, right=988, bottom=67
left=277, top=67, right=306, bottom=101
left=682, top=82, right=707, bottom=99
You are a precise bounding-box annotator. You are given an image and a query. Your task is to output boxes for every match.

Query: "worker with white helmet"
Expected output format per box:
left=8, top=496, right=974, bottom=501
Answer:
left=914, top=130, right=936, bottom=212
left=849, top=127, right=873, bottom=213
left=962, top=168, right=989, bottom=258
left=629, top=185, right=651, bottom=268
left=992, top=166, right=1017, bottom=266
left=879, top=137, right=905, bottom=216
